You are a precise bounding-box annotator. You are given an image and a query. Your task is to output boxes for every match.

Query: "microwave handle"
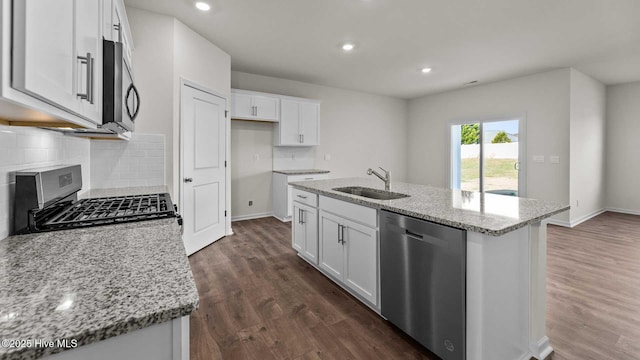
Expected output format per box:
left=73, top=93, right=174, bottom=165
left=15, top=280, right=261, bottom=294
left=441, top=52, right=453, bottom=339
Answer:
left=125, top=83, right=140, bottom=121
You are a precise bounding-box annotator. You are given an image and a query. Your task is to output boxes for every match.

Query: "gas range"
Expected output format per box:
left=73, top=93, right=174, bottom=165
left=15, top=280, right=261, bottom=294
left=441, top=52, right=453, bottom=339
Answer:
left=13, top=165, right=181, bottom=234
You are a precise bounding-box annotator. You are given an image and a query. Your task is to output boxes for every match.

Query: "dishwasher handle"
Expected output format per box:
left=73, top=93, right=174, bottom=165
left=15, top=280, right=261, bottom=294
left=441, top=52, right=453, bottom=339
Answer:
left=405, top=229, right=424, bottom=240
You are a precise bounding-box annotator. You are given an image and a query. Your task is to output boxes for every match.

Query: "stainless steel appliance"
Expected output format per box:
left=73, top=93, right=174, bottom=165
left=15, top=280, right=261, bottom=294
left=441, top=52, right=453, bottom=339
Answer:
left=13, top=165, right=179, bottom=234
left=380, top=210, right=466, bottom=360
left=102, top=39, right=139, bottom=133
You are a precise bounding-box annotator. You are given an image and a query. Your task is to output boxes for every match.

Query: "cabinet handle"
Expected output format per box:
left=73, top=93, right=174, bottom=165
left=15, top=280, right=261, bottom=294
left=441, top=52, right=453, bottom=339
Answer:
left=77, top=52, right=94, bottom=104
left=302, top=134, right=304, bottom=143
left=300, top=209, right=305, bottom=224
left=299, top=134, right=303, bottom=143
left=296, top=194, right=308, bottom=199
left=113, top=23, right=121, bottom=42
left=338, top=224, right=345, bottom=244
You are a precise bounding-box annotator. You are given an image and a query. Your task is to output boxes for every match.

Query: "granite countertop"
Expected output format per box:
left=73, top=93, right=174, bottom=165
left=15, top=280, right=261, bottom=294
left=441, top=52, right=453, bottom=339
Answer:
left=289, top=178, right=570, bottom=236
left=273, top=169, right=330, bottom=175
left=0, top=187, right=199, bottom=360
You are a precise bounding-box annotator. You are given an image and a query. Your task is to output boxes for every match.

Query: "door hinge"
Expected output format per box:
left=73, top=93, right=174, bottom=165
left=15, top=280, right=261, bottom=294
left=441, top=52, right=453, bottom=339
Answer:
left=224, top=210, right=227, bottom=217
left=224, top=161, right=227, bottom=168
left=225, top=110, right=229, bottom=118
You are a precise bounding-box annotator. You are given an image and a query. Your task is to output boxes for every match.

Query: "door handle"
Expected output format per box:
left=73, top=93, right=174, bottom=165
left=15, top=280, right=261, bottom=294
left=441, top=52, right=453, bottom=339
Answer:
left=77, top=52, right=93, bottom=104
left=337, top=224, right=345, bottom=244
left=125, top=83, right=141, bottom=121
left=514, top=162, right=520, bottom=171
left=184, top=178, right=193, bottom=183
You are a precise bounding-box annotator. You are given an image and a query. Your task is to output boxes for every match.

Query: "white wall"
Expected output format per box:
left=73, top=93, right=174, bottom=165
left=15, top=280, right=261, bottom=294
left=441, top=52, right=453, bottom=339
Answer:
left=605, top=81, right=640, bottom=214
left=0, top=125, right=90, bottom=240
left=230, top=120, right=274, bottom=217
left=127, top=7, right=232, bottom=232
left=126, top=7, right=174, bottom=195
left=90, top=134, right=165, bottom=189
left=407, top=69, right=571, bottom=222
left=230, top=71, right=408, bottom=219
left=569, top=69, right=606, bottom=224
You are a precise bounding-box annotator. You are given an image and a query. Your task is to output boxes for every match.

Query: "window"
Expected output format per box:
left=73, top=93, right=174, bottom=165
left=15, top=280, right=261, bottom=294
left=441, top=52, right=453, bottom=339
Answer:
left=450, top=117, right=525, bottom=196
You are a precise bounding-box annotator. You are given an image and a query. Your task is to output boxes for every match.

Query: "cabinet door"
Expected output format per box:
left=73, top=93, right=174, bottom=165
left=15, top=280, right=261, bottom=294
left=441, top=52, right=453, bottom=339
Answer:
left=343, top=219, right=378, bottom=305
left=278, top=99, right=301, bottom=145
left=319, top=211, right=344, bottom=280
left=76, top=0, right=102, bottom=122
left=12, top=0, right=82, bottom=115
left=253, top=95, right=279, bottom=121
left=302, top=206, right=318, bottom=264
left=113, top=0, right=133, bottom=66
left=231, top=93, right=254, bottom=119
left=299, top=102, right=319, bottom=145
left=292, top=203, right=305, bottom=253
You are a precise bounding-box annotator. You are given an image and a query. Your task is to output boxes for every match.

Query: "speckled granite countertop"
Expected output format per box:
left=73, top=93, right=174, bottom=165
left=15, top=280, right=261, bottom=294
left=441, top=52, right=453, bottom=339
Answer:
left=273, top=169, right=330, bottom=175
left=0, top=187, right=199, bottom=360
left=290, top=178, right=569, bottom=236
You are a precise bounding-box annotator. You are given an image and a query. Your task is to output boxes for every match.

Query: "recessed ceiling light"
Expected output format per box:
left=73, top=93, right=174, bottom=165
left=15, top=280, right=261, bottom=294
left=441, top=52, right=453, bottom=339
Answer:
left=195, top=2, right=211, bottom=11
left=421, top=67, right=432, bottom=74
left=342, top=43, right=355, bottom=52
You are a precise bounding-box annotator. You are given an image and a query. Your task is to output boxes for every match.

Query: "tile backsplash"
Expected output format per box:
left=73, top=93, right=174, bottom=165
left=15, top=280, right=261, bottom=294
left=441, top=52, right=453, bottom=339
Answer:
left=0, top=125, right=91, bottom=240
left=0, top=127, right=166, bottom=241
left=90, top=133, right=165, bottom=189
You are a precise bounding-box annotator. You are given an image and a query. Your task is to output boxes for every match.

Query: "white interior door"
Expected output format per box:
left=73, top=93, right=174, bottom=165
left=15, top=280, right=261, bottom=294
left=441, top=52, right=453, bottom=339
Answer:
left=181, top=83, right=227, bottom=255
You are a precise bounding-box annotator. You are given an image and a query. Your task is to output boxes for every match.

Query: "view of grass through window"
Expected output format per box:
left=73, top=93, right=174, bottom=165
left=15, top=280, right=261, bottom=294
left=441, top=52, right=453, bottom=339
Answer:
left=458, top=120, right=519, bottom=194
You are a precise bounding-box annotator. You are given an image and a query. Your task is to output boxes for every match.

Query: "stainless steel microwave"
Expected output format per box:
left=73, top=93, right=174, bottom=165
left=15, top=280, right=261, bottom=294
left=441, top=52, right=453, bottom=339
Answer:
left=102, top=39, right=139, bottom=133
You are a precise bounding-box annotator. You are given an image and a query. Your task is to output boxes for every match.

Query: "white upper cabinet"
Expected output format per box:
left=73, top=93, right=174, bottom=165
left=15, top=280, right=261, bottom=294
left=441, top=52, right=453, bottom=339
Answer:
left=76, top=0, right=102, bottom=121
left=10, top=0, right=103, bottom=125
left=230, top=89, right=279, bottom=121
left=11, top=0, right=81, bottom=117
left=275, top=98, right=320, bottom=146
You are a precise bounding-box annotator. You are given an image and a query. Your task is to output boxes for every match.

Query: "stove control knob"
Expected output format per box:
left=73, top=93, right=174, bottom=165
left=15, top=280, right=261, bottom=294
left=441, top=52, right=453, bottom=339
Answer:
left=184, top=178, right=193, bottom=183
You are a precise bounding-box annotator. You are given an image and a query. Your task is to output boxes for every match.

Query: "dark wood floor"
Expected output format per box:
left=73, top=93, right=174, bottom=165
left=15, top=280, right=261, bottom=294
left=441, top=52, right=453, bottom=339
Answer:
left=190, top=212, right=640, bottom=360
left=189, top=217, right=437, bottom=360
left=546, top=212, right=640, bottom=360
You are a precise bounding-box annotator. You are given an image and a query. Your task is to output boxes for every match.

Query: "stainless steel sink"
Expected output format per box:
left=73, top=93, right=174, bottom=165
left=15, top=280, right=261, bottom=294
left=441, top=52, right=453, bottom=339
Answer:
left=332, top=186, right=410, bottom=200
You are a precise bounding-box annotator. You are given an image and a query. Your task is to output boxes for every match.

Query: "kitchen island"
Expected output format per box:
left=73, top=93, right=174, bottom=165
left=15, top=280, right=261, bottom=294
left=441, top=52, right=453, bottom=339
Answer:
left=289, top=178, right=569, bottom=360
left=0, top=187, right=198, bottom=360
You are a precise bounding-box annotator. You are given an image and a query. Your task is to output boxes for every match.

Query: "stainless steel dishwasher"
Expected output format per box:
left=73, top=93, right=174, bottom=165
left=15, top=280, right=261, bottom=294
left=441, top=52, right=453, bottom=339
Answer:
left=380, top=210, right=466, bottom=360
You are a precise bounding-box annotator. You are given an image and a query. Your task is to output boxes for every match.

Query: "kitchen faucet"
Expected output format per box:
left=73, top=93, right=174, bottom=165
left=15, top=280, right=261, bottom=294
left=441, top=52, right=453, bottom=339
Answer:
left=367, top=167, right=391, bottom=191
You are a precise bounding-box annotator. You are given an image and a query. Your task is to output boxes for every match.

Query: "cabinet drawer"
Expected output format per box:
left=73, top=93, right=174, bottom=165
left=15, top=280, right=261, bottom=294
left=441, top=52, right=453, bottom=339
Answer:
left=292, top=189, right=317, bottom=207
left=288, top=173, right=329, bottom=182
left=320, top=195, right=377, bottom=228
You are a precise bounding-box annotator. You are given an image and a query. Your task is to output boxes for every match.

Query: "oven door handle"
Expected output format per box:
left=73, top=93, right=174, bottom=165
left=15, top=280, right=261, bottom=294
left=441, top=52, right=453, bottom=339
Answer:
left=125, top=83, right=141, bottom=121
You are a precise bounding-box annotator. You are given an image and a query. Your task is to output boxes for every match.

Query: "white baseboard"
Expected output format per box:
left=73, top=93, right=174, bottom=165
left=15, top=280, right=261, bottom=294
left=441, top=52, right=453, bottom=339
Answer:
left=272, top=215, right=292, bottom=223
left=231, top=212, right=273, bottom=222
left=547, top=208, right=607, bottom=228
left=569, top=208, right=606, bottom=227
left=530, top=336, right=553, bottom=360
left=606, top=207, right=640, bottom=216
left=546, top=218, right=571, bottom=227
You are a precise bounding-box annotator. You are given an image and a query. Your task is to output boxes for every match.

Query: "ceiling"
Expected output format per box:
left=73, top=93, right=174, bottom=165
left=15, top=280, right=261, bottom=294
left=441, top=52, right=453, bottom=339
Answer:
left=124, top=0, right=640, bottom=99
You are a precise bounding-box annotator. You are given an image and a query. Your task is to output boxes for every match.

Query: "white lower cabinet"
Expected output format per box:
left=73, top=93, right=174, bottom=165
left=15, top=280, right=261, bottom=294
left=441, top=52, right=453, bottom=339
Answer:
left=272, top=172, right=329, bottom=221
left=292, top=201, right=318, bottom=264
left=316, top=196, right=379, bottom=308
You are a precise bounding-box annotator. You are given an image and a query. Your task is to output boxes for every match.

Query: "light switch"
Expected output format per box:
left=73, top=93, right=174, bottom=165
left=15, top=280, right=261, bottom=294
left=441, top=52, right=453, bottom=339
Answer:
left=532, top=155, right=544, bottom=163
left=550, top=156, right=560, bottom=164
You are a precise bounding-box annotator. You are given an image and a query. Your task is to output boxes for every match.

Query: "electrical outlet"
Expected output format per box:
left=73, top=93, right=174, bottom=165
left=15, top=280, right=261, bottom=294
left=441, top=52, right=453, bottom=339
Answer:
left=550, top=156, right=560, bottom=164
left=324, top=154, right=332, bottom=161
left=249, top=201, right=253, bottom=206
